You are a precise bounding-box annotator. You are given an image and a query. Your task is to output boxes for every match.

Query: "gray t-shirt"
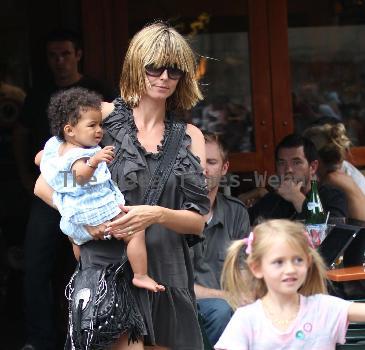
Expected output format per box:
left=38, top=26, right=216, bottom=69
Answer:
left=191, top=192, right=250, bottom=290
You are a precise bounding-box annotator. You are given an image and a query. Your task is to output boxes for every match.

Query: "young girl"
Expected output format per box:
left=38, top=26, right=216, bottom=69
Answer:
left=37, top=87, right=164, bottom=293
left=215, top=219, right=365, bottom=350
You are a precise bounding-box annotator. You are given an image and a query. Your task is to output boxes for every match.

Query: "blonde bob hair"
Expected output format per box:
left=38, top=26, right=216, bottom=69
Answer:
left=221, top=219, right=328, bottom=310
left=120, top=21, right=203, bottom=110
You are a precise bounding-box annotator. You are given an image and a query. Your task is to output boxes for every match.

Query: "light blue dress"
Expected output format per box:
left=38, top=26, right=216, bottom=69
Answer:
left=40, top=136, right=125, bottom=244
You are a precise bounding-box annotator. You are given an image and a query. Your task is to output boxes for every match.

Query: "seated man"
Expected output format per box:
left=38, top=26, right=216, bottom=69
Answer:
left=191, top=132, right=250, bottom=346
left=248, top=134, right=348, bottom=225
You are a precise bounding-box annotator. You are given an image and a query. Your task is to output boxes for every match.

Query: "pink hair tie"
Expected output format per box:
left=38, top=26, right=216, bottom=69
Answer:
left=303, top=230, right=315, bottom=249
left=243, top=231, right=254, bottom=255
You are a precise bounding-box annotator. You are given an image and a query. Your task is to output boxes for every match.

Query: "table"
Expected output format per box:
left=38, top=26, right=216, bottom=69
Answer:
left=327, top=266, right=365, bottom=282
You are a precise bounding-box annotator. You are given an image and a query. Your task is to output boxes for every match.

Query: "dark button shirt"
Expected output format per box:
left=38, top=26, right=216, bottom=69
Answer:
left=248, top=184, right=348, bottom=225
left=191, top=192, right=250, bottom=290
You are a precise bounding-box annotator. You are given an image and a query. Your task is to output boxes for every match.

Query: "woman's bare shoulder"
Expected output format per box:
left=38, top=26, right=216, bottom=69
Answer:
left=327, top=171, right=359, bottom=194
left=101, top=101, right=115, bottom=120
left=185, top=123, right=206, bottom=168
left=186, top=123, right=204, bottom=142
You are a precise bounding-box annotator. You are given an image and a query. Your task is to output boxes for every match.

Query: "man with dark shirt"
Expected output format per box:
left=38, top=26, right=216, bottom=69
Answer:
left=191, top=133, right=250, bottom=347
left=248, top=134, right=348, bottom=225
left=14, top=29, right=108, bottom=350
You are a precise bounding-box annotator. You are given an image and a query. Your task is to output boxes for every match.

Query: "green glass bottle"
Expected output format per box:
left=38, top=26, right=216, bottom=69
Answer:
left=305, top=180, right=326, bottom=224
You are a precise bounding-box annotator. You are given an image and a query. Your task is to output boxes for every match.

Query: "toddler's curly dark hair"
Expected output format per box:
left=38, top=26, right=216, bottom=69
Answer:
left=48, top=87, right=102, bottom=141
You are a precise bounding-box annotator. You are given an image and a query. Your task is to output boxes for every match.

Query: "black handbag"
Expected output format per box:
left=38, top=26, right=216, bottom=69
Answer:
left=65, top=259, right=145, bottom=349
left=65, top=121, right=192, bottom=349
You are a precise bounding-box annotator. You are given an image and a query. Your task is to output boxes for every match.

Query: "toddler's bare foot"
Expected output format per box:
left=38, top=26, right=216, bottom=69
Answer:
left=133, top=274, right=165, bottom=292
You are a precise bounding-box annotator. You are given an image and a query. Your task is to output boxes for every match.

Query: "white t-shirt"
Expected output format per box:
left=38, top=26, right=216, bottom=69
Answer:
left=215, top=294, right=351, bottom=350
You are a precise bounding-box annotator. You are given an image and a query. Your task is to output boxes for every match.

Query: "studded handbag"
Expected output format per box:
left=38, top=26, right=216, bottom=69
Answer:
left=64, top=258, right=145, bottom=350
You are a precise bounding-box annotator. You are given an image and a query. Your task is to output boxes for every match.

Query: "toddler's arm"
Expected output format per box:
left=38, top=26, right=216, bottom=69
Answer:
left=72, top=146, right=115, bottom=185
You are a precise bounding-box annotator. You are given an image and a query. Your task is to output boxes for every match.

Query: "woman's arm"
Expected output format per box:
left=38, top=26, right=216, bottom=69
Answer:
left=186, top=123, right=206, bottom=170
left=107, top=205, right=205, bottom=237
left=107, top=124, right=207, bottom=237
left=34, top=150, right=44, bottom=166
left=34, top=175, right=110, bottom=240
left=34, top=175, right=58, bottom=209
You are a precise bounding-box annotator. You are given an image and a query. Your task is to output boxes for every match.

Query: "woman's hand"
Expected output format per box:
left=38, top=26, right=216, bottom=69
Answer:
left=106, top=205, right=162, bottom=239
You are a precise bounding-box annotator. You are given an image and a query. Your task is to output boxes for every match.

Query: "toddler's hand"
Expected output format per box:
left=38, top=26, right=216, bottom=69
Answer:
left=85, top=221, right=111, bottom=240
left=90, top=146, right=115, bottom=166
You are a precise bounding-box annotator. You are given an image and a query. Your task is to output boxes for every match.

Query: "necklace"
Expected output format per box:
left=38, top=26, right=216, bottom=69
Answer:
left=261, top=296, right=300, bottom=328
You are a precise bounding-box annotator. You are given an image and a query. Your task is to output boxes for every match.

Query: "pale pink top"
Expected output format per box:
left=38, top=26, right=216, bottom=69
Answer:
left=215, top=294, right=351, bottom=350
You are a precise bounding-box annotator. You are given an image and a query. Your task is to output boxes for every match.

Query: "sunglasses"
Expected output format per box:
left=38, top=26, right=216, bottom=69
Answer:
left=145, top=65, right=185, bottom=80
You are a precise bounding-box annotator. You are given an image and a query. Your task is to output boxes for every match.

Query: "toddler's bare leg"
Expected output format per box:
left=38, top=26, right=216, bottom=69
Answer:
left=111, top=334, right=144, bottom=350
left=123, top=231, right=165, bottom=292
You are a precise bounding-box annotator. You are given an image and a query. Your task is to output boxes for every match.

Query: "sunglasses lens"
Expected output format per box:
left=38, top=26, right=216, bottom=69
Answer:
left=145, top=65, right=184, bottom=80
left=167, top=67, right=184, bottom=80
left=145, top=65, right=164, bottom=77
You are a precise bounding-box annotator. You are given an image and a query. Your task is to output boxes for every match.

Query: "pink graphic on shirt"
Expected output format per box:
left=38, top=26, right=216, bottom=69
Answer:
left=304, top=323, right=313, bottom=333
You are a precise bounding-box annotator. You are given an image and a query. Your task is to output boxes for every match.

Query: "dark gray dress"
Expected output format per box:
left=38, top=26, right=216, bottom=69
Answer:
left=79, top=98, right=210, bottom=349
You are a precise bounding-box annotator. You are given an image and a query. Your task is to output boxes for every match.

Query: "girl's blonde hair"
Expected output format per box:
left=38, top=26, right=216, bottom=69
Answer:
left=120, top=21, right=203, bottom=110
left=303, top=123, right=351, bottom=167
left=221, top=219, right=328, bottom=310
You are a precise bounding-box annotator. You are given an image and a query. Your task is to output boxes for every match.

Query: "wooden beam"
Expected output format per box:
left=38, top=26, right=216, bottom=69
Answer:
left=245, top=0, right=275, bottom=174
left=80, top=0, right=128, bottom=94
left=267, top=0, right=294, bottom=145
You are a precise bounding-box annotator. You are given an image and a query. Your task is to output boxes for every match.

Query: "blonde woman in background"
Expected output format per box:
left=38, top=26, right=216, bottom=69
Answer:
left=304, top=123, right=365, bottom=221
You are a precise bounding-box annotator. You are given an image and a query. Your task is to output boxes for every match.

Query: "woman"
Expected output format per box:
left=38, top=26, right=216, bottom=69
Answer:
left=35, top=22, right=210, bottom=349
left=304, top=123, right=365, bottom=221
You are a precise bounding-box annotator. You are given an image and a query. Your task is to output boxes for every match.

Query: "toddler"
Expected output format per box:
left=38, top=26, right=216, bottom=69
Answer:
left=37, top=87, right=164, bottom=292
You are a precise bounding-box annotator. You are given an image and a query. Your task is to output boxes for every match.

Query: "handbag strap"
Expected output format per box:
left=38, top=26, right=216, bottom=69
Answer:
left=142, top=121, right=186, bottom=205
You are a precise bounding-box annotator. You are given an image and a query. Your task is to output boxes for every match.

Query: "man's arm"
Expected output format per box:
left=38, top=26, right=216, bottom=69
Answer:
left=248, top=189, right=302, bottom=223
left=277, top=179, right=306, bottom=213
left=238, top=187, right=268, bottom=208
left=194, top=284, right=226, bottom=299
